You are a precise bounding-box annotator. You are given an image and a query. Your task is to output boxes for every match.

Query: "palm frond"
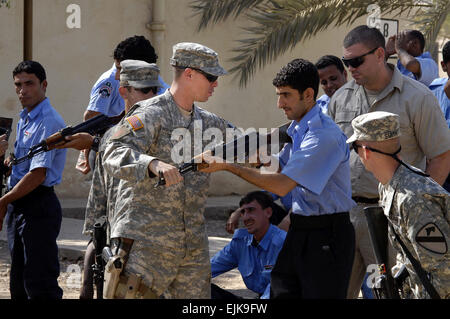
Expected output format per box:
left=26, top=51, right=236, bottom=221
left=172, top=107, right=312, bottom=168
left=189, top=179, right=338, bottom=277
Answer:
left=190, top=0, right=436, bottom=87
left=411, top=0, right=450, bottom=55
left=189, top=0, right=269, bottom=31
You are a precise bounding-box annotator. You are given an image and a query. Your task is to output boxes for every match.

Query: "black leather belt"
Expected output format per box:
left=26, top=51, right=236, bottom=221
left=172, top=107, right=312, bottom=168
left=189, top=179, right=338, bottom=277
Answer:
left=12, top=185, right=55, bottom=208
left=352, top=196, right=379, bottom=204
left=290, top=212, right=350, bottom=230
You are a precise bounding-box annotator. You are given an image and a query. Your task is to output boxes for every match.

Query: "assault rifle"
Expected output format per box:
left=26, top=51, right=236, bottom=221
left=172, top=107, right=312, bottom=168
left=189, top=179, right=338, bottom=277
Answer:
left=155, top=122, right=292, bottom=187
left=364, top=206, right=401, bottom=299
left=0, top=117, right=13, bottom=196
left=10, top=112, right=124, bottom=166
left=92, top=216, right=107, bottom=299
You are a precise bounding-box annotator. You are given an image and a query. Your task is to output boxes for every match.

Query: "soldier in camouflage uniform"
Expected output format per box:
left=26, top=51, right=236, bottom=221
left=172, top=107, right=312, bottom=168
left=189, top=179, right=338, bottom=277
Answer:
left=347, top=111, right=450, bottom=298
left=81, top=60, right=162, bottom=299
left=101, top=43, right=231, bottom=299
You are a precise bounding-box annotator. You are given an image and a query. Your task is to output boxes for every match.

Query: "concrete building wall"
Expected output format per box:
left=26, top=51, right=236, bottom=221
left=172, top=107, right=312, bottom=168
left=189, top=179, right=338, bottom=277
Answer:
left=0, top=1, right=444, bottom=200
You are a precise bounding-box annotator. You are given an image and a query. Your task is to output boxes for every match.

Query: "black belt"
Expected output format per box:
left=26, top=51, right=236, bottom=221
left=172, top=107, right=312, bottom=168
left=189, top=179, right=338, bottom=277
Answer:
left=11, top=185, right=55, bottom=208
left=290, top=212, right=350, bottom=230
left=352, top=196, right=379, bottom=204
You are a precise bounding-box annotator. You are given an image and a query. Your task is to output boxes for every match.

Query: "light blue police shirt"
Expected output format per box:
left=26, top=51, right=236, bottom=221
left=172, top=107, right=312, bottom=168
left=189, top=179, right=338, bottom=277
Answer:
left=270, top=192, right=292, bottom=212
left=9, top=98, right=67, bottom=189
left=316, top=94, right=330, bottom=114
left=278, top=105, right=355, bottom=216
left=396, top=52, right=438, bottom=86
left=211, top=224, right=286, bottom=299
left=86, top=64, right=170, bottom=117
left=429, top=77, right=450, bottom=128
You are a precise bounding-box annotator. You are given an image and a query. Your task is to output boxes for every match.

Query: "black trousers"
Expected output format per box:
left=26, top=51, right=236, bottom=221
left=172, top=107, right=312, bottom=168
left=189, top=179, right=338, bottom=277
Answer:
left=211, top=283, right=243, bottom=300
left=270, top=212, right=355, bottom=299
left=6, top=186, right=63, bottom=300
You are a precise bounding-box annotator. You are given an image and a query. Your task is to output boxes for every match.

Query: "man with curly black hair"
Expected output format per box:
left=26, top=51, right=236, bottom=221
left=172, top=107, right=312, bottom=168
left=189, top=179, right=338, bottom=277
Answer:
left=201, top=58, right=356, bottom=298
left=78, top=35, right=169, bottom=174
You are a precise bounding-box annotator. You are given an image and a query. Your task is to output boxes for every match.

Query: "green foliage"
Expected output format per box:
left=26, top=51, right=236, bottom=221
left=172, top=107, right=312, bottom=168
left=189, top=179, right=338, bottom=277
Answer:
left=191, top=0, right=448, bottom=87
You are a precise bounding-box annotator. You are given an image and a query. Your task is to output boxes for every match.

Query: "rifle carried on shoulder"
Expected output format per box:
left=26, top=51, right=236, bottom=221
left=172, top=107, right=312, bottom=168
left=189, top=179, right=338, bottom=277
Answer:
left=155, top=122, right=292, bottom=187
left=0, top=117, right=13, bottom=196
left=10, top=111, right=124, bottom=166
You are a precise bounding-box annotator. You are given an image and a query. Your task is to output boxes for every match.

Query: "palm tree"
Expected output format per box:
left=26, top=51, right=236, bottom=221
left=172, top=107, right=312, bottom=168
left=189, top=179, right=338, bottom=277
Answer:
left=190, top=0, right=450, bottom=87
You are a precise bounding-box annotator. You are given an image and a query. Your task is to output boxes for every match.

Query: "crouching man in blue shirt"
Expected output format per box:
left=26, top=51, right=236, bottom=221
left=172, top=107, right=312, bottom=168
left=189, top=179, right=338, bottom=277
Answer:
left=201, top=59, right=356, bottom=299
left=0, top=61, right=67, bottom=299
left=211, top=191, right=286, bottom=299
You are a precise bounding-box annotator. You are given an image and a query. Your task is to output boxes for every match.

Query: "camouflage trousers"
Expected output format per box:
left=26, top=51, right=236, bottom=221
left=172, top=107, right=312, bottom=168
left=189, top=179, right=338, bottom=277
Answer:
left=124, top=239, right=211, bottom=299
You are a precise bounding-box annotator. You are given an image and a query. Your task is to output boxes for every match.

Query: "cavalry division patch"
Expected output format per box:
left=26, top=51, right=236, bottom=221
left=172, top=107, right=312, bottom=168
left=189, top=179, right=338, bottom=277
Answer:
left=126, top=116, right=144, bottom=131
left=415, top=223, right=447, bottom=254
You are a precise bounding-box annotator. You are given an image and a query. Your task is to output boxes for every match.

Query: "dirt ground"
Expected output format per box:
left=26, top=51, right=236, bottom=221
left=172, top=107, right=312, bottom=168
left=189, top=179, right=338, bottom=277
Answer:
left=0, top=219, right=257, bottom=299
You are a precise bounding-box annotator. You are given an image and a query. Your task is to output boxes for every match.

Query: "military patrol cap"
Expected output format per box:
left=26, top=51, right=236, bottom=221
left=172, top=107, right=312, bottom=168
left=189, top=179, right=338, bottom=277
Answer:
left=169, top=42, right=227, bottom=77
left=120, top=60, right=162, bottom=89
left=346, top=111, right=401, bottom=144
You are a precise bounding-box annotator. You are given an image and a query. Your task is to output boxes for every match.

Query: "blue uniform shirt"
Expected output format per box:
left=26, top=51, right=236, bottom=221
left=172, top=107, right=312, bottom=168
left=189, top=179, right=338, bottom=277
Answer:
left=429, top=77, right=450, bottom=128
left=270, top=192, right=292, bottom=212
left=9, top=98, right=67, bottom=189
left=396, top=52, right=438, bottom=86
left=86, top=64, right=170, bottom=117
left=279, top=105, right=355, bottom=216
left=316, top=94, right=330, bottom=114
left=211, top=224, right=286, bottom=299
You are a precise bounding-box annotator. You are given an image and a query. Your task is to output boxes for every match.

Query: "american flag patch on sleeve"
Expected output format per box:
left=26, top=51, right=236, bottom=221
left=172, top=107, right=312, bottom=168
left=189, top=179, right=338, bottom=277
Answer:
left=126, top=116, right=144, bottom=131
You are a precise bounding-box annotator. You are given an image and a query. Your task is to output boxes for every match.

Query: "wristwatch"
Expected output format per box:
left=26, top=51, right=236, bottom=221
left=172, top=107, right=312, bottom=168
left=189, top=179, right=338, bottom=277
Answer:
left=91, top=136, right=101, bottom=152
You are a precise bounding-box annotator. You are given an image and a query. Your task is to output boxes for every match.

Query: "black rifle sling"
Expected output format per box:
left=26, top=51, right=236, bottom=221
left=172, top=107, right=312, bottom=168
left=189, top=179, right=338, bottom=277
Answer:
left=388, top=221, right=441, bottom=299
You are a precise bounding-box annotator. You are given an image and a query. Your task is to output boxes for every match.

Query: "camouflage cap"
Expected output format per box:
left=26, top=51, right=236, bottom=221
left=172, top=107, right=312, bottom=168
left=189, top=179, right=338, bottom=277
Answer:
left=346, top=111, right=401, bottom=143
left=120, top=60, right=162, bottom=89
left=169, top=42, right=227, bottom=77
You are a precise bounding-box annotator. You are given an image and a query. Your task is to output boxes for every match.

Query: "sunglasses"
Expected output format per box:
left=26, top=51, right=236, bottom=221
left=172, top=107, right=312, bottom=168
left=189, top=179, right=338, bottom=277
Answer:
left=351, top=142, right=430, bottom=177
left=192, top=68, right=218, bottom=83
left=342, top=47, right=378, bottom=68
left=351, top=142, right=391, bottom=155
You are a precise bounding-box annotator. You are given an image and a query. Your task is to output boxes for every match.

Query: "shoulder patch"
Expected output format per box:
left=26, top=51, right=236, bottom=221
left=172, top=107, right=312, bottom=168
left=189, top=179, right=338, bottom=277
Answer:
left=99, top=82, right=112, bottom=98
left=110, top=125, right=131, bottom=141
left=415, top=223, right=447, bottom=254
left=126, top=115, right=144, bottom=131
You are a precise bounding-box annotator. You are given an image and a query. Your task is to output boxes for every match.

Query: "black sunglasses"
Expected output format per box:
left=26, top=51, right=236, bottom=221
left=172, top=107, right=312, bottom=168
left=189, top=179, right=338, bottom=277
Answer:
left=191, top=68, right=218, bottom=83
left=351, top=142, right=392, bottom=156
left=351, top=142, right=429, bottom=177
left=342, top=47, right=378, bottom=68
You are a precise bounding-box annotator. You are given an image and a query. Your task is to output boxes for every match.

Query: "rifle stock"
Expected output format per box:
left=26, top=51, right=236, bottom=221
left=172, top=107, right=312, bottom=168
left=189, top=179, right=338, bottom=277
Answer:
left=364, top=206, right=400, bottom=299
left=92, top=216, right=107, bottom=299
left=0, top=117, right=13, bottom=196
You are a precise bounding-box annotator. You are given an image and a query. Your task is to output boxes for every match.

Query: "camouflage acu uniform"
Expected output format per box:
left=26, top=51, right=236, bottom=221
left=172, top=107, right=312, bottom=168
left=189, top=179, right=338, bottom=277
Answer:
left=84, top=60, right=163, bottom=237
left=83, top=127, right=120, bottom=238
left=380, top=166, right=450, bottom=299
left=102, top=90, right=230, bottom=298
left=347, top=111, right=450, bottom=299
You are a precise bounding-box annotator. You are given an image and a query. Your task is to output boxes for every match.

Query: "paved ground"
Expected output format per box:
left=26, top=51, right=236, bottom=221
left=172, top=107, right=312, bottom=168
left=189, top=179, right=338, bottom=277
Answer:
left=0, top=196, right=258, bottom=299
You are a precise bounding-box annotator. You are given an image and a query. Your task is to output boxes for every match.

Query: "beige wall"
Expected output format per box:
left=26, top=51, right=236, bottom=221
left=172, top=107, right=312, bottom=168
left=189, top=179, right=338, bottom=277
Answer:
left=0, top=1, right=443, bottom=199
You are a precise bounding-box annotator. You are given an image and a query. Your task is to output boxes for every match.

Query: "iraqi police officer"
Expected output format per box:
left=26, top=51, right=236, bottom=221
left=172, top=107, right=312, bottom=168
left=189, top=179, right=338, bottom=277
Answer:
left=201, top=59, right=356, bottom=299
left=101, top=43, right=231, bottom=299
left=347, top=111, right=450, bottom=299
left=0, top=61, right=67, bottom=299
